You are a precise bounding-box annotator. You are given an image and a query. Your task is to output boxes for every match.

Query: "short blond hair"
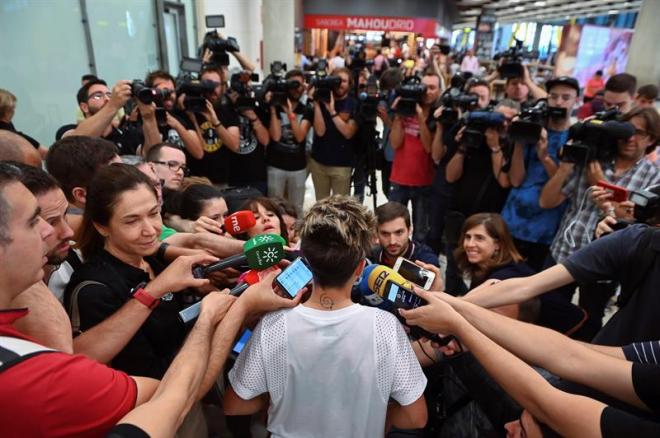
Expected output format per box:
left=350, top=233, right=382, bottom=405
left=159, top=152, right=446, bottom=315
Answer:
left=0, top=89, right=16, bottom=120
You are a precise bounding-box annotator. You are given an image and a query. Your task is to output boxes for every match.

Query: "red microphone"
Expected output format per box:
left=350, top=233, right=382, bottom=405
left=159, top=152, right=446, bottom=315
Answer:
left=222, top=210, right=256, bottom=235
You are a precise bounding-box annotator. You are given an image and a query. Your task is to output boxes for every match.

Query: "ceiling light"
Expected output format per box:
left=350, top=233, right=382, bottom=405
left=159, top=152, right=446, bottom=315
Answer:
left=514, top=5, right=525, bottom=11
left=608, top=9, right=618, bottom=14
left=509, top=0, right=521, bottom=3
left=534, top=1, right=546, bottom=5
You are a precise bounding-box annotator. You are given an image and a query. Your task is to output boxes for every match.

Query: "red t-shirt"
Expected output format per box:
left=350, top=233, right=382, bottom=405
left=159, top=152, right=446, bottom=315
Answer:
left=390, top=117, right=436, bottom=186
left=0, top=309, right=137, bottom=438
left=585, top=78, right=605, bottom=98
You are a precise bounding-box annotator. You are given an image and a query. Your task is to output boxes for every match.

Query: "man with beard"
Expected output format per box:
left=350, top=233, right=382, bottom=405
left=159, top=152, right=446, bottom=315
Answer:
left=58, top=79, right=160, bottom=155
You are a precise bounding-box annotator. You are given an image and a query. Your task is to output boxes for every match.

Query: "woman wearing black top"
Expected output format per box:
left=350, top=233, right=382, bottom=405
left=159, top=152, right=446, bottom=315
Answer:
left=454, top=213, right=535, bottom=320
left=65, top=164, right=216, bottom=379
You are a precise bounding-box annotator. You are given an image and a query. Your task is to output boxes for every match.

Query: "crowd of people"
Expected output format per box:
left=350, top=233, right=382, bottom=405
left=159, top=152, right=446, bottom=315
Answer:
left=1, top=29, right=660, bottom=438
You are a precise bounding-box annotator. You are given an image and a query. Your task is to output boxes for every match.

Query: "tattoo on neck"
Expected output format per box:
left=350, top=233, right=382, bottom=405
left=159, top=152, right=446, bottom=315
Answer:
left=319, top=293, right=334, bottom=310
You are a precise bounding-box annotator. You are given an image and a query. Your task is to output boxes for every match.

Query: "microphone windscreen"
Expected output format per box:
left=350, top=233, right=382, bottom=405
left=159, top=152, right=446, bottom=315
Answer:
left=367, top=265, right=412, bottom=297
left=223, top=211, right=256, bottom=235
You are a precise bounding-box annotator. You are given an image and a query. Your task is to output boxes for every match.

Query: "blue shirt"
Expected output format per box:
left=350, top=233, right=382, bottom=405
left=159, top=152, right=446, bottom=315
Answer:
left=501, top=129, right=569, bottom=245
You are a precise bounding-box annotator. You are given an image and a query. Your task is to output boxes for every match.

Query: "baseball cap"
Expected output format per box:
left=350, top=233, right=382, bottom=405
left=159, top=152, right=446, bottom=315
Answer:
left=545, top=76, right=580, bottom=97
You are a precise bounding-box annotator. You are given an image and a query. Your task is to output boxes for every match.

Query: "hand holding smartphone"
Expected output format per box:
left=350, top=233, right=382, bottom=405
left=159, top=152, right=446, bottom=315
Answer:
left=274, top=257, right=313, bottom=298
left=393, top=257, right=436, bottom=290
left=597, top=180, right=628, bottom=203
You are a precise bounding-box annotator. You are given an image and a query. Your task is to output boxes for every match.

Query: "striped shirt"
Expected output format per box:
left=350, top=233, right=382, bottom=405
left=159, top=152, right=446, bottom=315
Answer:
left=550, top=157, right=660, bottom=264
left=624, top=341, right=660, bottom=365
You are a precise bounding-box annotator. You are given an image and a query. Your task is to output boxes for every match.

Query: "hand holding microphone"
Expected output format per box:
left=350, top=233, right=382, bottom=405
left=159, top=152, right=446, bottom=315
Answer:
left=193, top=210, right=257, bottom=235
left=192, top=233, right=286, bottom=278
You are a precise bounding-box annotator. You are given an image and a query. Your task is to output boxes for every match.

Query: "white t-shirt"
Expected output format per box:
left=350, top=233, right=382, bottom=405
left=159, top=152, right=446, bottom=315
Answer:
left=228, top=304, right=427, bottom=438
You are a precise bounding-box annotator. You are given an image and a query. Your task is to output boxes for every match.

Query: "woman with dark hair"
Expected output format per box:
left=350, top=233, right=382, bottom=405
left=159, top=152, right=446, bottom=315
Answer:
left=454, top=213, right=535, bottom=319
left=171, top=183, right=228, bottom=235
left=65, top=163, right=216, bottom=379
left=238, top=196, right=288, bottom=242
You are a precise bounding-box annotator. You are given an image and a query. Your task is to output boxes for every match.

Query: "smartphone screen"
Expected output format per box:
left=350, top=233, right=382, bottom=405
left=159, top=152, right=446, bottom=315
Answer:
left=275, top=257, right=313, bottom=298
left=395, top=258, right=434, bottom=289
left=383, top=281, right=425, bottom=310
left=233, top=329, right=252, bottom=355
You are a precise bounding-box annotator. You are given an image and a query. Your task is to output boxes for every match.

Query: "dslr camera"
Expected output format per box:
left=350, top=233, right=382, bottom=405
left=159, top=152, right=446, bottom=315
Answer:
left=394, top=76, right=427, bottom=117
left=201, top=29, right=240, bottom=67
left=437, top=73, right=479, bottom=125
left=229, top=71, right=261, bottom=111
left=177, top=79, right=218, bottom=113
left=560, top=109, right=633, bottom=164
left=262, top=62, right=302, bottom=107
left=461, top=110, right=506, bottom=150
left=509, top=99, right=567, bottom=144
left=310, top=75, right=342, bottom=104
left=131, top=80, right=171, bottom=105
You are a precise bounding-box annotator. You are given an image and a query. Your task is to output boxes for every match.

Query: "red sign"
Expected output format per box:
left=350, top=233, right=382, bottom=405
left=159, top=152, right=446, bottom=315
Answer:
left=303, top=14, right=437, bottom=37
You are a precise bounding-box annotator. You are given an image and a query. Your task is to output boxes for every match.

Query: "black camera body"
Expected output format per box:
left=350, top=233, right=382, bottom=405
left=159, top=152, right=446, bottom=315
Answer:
left=202, top=31, right=240, bottom=67
left=310, top=75, right=342, bottom=104
left=462, top=110, right=506, bottom=150
left=356, top=75, right=386, bottom=123
left=178, top=79, right=217, bottom=113
left=394, top=76, right=427, bottom=117
left=493, top=39, right=529, bottom=79
left=509, top=99, right=568, bottom=144
left=131, top=80, right=170, bottom=105
left=631, top=187, right=660, bottom=225
left=561, top=111, right=634, bottom=164
left=262, top=61, right=301, bottom=107
left=438, top=88, right=478, bottom=125
left=230, top=71, right=261, bottom=111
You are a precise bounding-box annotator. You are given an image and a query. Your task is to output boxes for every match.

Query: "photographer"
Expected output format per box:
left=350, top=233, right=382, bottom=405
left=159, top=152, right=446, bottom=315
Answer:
left=143, top=70, right=205, bottom=160
left=60, top=79, right=160, bottom=156
left=442, top=99, right=519, bottom=295
left=267, top=69, right=312, bottom=215
left=309, top=67, right=358, bottom=199
left=388, top=69, right=442, bottom=242
left=501, top=77, right=579, bottom=271
left=377, top=68, right=404, bottom=198
left=223, top=72, right=270, bottom=194
left=187, top=66, right=240, bottom=186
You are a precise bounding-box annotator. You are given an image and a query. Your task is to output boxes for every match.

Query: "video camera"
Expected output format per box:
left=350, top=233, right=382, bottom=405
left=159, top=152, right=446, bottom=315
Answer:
left=493, top=39, right=531, bottom=79
left=201, top=15, right=239, bottom=67
left=177, top=79, right=218, bottom=113
left=229, top=71, right=262, bottom=111
left=310, top=75, right=342, bottom=104
left=461, top=110, right=506, bottom=150
left=630, top=187, right=660, bottom=225
left=356, top=75, right=386, bottom=123
left=131, top=80, right=171, bottom=105
left=438, top=75, right=479, bottom=125
left=560, top=109, right=633, bottom=164
left=262, top=62, right=302, bottom=107
left=394, top=76, right=427, bottom=117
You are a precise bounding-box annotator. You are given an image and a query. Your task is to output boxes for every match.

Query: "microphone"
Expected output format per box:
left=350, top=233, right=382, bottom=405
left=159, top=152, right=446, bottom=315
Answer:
left=192, top=233, right=286, bottom=278
left=357, top=264, right=454, bottom=344
left=222, top=210, right=256, bottom=236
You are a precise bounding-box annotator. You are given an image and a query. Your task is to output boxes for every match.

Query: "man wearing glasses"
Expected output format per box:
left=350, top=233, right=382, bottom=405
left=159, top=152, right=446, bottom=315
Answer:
left=58, top=79, right=160, bottom=156
left=146, top=143, right=189, bottom=191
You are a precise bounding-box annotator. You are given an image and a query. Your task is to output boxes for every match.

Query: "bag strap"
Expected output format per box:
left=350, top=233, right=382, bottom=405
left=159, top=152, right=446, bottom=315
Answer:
left=68, top=280, right=105, bottom=335
left=0, top=336, right=55, bottom=373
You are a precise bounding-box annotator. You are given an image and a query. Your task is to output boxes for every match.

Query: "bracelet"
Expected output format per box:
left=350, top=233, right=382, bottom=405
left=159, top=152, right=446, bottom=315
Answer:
left=212, top=121, right=222, bottom=128
left=156, top=242, right=170, bottom=260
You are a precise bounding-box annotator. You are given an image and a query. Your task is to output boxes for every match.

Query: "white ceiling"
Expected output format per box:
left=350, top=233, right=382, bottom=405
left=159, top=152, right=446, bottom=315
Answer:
left=453, top=0, right=642, bottom=29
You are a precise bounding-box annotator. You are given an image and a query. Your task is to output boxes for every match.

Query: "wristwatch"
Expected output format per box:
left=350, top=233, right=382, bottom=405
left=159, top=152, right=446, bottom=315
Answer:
left=130, top=281, right=159, bottom=309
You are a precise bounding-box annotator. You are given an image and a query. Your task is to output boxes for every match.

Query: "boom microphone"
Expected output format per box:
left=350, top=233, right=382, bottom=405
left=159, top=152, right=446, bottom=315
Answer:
left=192, top=233, right=286, bottom=278
left=222, top=210, right=256, bottom=235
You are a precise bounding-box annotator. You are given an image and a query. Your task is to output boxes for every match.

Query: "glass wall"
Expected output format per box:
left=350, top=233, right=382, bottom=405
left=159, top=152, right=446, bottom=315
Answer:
left=86, top=0, right=161, bottom=83
left=0, top=0, right=90, bottom=145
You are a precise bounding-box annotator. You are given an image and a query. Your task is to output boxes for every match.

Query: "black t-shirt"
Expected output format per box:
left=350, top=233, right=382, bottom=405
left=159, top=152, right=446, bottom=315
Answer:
left=600, top=406, right=660, bottom=437
left=64, top=250, right=188, bottom=379
left=311, top=95, right=357, bottom=167
left=186, top=104, right=238, bottom=184
left=266, top=100, right=313, bottom=171
left=448, top=143, right=510, bottom=216
left=106, top=424, right=150, bottom=438
left=158, top=109, right=195, bottom=150
left=470, top=261, right=535, bottom=290
left=0, top=121, right=39, bottom=148
left=226, top=104, right=268, bottom=185
left=53, top=121, right=141, bottom=155
left=563, top=225, right=660, bottom=345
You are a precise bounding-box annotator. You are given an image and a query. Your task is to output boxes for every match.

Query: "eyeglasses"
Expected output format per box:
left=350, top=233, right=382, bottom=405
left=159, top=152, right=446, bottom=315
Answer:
left=634, top=128, right=650, bottom=138
left=150, top=160, right=190, bottom=176
left=88, top=91, right=112, bottom=101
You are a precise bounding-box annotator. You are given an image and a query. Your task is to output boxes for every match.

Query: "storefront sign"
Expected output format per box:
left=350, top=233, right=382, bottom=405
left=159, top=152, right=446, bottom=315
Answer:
left=304, top=14, right=437, bottom=37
